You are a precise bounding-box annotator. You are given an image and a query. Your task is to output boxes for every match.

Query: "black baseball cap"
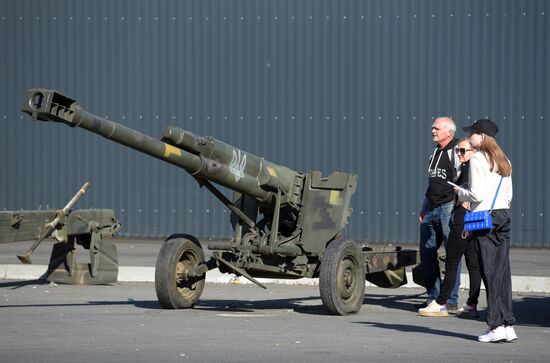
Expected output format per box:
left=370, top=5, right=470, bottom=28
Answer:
left=462, top=118, right=499, bottom=137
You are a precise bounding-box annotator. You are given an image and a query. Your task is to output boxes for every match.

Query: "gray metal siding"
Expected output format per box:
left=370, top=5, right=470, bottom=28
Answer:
left=1, top=0, right=548, bottom=246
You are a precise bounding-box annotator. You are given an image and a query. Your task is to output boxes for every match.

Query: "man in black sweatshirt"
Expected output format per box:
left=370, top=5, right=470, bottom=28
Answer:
left=418, top=117, right=461, bottom=311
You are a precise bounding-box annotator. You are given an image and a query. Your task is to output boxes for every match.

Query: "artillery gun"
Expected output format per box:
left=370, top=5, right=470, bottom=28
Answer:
left=21, top=88, right=418, bottom=315
left=0, top=182, right=121, bottom=284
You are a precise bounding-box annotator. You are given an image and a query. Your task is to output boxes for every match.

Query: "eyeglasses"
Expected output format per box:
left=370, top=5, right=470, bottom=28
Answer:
left=455, top=148, right=474, bottom=155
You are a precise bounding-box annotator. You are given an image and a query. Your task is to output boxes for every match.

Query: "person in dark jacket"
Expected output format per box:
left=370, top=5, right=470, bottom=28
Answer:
left=419, top=138, right=482, bottom=317
left=418, top=117, right=461, bottom=311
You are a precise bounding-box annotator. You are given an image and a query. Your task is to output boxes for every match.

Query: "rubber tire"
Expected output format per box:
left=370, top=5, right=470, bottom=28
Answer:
left=319, top=239, right=366, bottom=315
left=155, top=234, right=205, bottom=309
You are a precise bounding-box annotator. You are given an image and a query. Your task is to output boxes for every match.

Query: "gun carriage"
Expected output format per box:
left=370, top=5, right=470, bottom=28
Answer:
left=21, top=89, right=417, bottom=315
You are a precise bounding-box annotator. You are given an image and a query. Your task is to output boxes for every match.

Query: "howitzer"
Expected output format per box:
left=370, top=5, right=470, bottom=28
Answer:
left=16, top=182, right=90, bottom=264
left=21, top=88, right=418, bottom=315
left=0, top=182, right=121, bottom=284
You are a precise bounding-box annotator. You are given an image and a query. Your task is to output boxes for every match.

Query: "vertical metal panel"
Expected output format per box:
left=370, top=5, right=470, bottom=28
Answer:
left=0, top=0, right=548, bottom=246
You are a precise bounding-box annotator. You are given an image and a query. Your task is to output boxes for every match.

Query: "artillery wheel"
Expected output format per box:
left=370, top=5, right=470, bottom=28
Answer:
left=319, top=239, right=366, bottom=315
left=155, top=234, right=205, bottom=309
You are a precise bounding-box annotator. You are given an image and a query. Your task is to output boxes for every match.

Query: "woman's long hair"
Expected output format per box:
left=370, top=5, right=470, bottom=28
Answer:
left=479, top=136, right=512, bottom=177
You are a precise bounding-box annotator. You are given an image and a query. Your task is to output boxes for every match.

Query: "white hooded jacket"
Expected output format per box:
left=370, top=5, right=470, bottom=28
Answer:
left=456, top=151, right=512, bottom=212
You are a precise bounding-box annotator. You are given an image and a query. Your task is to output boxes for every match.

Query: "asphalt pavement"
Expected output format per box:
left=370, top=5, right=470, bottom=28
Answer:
left=0, top=281, right=549, bottom=362
left=1, top=239, right=550, bottom=362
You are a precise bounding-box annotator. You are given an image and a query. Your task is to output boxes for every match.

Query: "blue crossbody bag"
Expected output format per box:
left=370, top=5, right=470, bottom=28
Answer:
left=464, top=176, right=504, bottom=231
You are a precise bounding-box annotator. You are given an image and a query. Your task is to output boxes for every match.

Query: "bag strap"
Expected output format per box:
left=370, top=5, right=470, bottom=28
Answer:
left=490, top=176, right=504, bottom=211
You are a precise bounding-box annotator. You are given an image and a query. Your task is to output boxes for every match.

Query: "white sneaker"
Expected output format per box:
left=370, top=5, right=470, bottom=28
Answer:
left=505, top=326, right=518, bottom=342
left=418, top=300, right=448, bottom=317
left=478, top=325, right=507, bottom=343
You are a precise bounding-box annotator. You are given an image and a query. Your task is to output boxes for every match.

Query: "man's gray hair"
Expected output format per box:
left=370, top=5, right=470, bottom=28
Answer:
left=441, top=117, right=456, bottom=135
left=449, top=121, right=456, bottom=134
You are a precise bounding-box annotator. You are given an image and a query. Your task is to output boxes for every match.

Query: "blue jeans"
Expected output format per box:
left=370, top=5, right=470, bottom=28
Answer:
left=419, top=199, right=461, bottom=305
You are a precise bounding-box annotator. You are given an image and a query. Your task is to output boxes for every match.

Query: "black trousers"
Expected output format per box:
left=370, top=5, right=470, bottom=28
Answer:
left=474, top=209, right=515, bottom=329
left=436, top=206, right=482, bottom=306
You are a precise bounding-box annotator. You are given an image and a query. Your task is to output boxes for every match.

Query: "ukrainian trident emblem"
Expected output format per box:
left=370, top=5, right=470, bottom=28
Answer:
left=229, top=149, right=246, bottom=182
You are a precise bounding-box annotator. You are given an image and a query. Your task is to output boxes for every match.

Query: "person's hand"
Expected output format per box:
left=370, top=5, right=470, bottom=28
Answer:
left=460, top=201, right=470, bottom=210
left=419, top=212, right=425, bottom=223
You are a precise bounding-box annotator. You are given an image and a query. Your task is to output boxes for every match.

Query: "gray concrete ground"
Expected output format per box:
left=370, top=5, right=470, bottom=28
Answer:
left=0, top=282, right=549, bottom=362
left=2, top=239, right=550, bottom=361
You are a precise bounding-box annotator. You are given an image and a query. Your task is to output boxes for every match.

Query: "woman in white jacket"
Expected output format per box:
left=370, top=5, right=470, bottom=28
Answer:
left=455, top=119, right=516, bottom=343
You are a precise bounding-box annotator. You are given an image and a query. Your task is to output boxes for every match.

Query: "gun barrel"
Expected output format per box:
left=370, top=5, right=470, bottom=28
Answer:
left=21, top=89, right=299, bottom=202
left=161, top=126, right=299, bottom=196
left=22, top=88, right=202, bottom=170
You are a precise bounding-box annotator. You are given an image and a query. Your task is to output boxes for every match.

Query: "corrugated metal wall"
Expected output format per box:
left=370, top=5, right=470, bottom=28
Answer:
left=1, top=0, right=548, bottom=246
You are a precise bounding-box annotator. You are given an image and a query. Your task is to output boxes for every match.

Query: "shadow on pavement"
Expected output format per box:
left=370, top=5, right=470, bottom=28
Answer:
left=0, top=299, right=162, bottom=309
left=355, top=321, right=476, bottom=341
left=2, top=280, right=548, bottom=327
left=0, top=279, right=49, bottom=289
left=513, top=295, right=550, bottom=328
left=363, top=291, right=550, bottom=328
left=194, top=296, right=327, bottom=315
left=362, top=292, right=427, bottom=312
left=0, top=292, right=325, bottom=313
